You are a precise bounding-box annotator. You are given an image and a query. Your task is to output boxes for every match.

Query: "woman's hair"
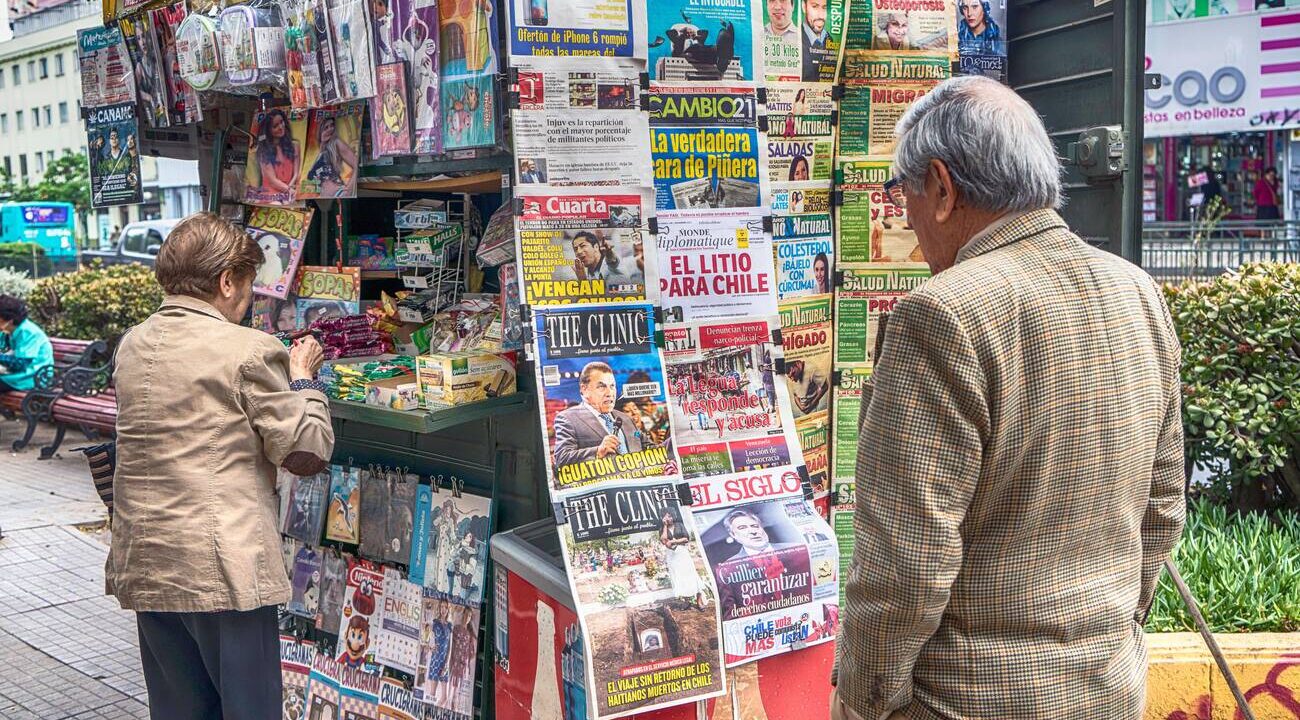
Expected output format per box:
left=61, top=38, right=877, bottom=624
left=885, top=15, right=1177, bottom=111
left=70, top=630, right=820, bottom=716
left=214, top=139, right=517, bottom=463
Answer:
left=788, top=154, right=810, bottom=181
left=0, top=295, right=29, bottom=325
left=255, top=109, right=295, bottom=169
left=155, top=212, right=264, bottom=298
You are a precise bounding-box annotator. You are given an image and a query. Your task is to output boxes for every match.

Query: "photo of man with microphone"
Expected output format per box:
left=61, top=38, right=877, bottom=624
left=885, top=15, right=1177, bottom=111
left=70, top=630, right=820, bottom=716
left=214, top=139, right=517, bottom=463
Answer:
left=552, top=361, right=647, bottom=471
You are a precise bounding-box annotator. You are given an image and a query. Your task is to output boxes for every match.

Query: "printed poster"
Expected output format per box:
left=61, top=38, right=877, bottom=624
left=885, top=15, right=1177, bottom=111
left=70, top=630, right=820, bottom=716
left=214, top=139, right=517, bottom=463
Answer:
left=762, top=0, right=848, bottom=82
left=244, top=107, right=309, bottom=207
left=508, top=0, right=647, bottom=57
left=839, top=81, right=937, bottom=157
left=557, top=481, right=726, bottom=718
left=651, top=126, right=763, bottom=211
left=298, top=105, right=363, bottom=200
left=662, top=317, right=802, bottom=479
left=956, top=0, right=1007, bottom=83
left=656, top=208, right=775, bottom=321
left=844, top=0, right=957, bottom=59
left=416, top=590, right=481, bottom=717
left=534, top=304, right=677, bottom=491
left=647, top=0, right=761, bottom=82
left=370, top=62, right=413, bottom=156
left=515, top=189, right=652, bottom=306
left=647, top=83, right=759, bottom=128
left=511, top=110, right=653, bottom=187
left=77, top=27, right=137, bottom=108
left=247, top=206, right=314, bottom=299
left=336, top=556, right=385, bottom=670
left=834, top=264, right=929, bottom=368
left=689, top=466, right=839, bottom=665
left=836, top=159, right=923, bottom=264
left=86, top=103, right=144, bottom=208
left=438, top=0, right=499, bottom=150
left=515, top=56, right=643, bottom=111
left=778, top=295, right=832, bottom=421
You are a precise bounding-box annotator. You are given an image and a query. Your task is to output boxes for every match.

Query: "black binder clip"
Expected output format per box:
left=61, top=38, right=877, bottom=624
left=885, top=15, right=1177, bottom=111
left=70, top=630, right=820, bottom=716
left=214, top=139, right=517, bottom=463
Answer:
left=676, top=482, right=695, bottom=506
left=647, top=217, right=659, bottom=235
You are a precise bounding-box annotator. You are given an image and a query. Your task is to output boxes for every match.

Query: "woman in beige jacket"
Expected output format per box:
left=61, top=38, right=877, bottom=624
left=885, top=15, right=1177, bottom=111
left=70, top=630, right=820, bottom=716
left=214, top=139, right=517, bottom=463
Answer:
left=108, top=212, right=334, bottom=720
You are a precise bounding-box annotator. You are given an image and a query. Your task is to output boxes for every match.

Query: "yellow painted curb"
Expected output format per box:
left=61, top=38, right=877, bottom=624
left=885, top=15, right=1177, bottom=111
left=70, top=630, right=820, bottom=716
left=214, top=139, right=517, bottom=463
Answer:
left=1146, top=633, right=1300, bottom=719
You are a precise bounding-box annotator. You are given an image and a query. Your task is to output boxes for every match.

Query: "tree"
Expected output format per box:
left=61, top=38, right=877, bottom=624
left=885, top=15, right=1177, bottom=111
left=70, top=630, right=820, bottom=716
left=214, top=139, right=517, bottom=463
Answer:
left=20, top=152, right=91, bottom=217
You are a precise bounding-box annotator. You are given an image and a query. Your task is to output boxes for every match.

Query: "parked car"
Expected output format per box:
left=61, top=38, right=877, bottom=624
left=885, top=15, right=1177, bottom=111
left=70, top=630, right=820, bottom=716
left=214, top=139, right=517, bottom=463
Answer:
left=80, top=219, right=180, bottom=267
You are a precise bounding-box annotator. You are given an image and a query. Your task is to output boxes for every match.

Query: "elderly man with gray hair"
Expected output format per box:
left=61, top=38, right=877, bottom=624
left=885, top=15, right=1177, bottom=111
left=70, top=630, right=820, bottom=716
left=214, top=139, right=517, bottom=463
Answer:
left=832, top=77, right=1185, bottom=720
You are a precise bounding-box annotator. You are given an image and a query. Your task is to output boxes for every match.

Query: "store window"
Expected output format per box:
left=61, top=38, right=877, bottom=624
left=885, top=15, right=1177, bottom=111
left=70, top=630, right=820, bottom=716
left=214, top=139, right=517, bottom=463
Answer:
left=1143, top=132, right=1283, bottom=221
left=0, top=71, right=5, bottom=89
left=31, top=107, right=39, bottom=128
left=59, top=102, right=68, bottom=124
left=2, top=157, right=9, bottom=177
left=0, top=114, right=6, bottom=134
left=55, top=53, right=64, bottom=77
left=45, top=150, right=53, bottom=164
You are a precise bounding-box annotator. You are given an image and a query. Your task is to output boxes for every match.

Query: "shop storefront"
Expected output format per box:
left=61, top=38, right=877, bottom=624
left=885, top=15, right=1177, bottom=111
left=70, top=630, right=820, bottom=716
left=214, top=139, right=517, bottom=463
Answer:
left=1143, top=132, right=1286, bottom=221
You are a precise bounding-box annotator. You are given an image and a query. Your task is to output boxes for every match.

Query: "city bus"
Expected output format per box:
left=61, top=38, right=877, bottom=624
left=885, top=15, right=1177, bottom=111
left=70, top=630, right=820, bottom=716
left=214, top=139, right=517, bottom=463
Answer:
left=0, top=201, right=79, bottom=269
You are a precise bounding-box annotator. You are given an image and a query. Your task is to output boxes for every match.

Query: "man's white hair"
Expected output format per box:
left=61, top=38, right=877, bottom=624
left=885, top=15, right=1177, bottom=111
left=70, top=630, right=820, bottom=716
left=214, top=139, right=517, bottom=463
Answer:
left=894, top=75, right=1062, bottom=212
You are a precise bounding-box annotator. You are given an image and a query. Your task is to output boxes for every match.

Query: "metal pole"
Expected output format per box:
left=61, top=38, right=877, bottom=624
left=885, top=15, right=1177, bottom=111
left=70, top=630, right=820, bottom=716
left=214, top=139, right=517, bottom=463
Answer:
left=1163, top=559, right=1257, bottom=720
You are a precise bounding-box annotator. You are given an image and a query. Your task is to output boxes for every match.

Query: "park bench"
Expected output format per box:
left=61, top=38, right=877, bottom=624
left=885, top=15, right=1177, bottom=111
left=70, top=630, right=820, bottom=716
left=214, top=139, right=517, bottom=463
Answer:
left=0, top=338, right=113, bottom=458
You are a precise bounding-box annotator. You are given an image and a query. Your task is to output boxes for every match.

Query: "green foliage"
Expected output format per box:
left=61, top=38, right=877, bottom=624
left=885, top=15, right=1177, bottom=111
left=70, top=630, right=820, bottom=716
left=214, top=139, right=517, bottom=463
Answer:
left=1164, top=263, right=1300, bottom=510
left=1147, top=499, right=1300, bottom=633
left=0, top=152, right=92, bottom=219
left=0, top=243, right=53, bottom=278
left=0, top=268, right=34, bottom=298
left=28, top=262, right=161, bottom=343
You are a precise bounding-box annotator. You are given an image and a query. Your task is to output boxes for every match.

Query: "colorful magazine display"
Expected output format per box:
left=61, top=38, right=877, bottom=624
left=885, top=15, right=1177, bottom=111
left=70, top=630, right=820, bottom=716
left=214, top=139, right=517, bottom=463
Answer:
left=248, top=206, right=314, bottom=299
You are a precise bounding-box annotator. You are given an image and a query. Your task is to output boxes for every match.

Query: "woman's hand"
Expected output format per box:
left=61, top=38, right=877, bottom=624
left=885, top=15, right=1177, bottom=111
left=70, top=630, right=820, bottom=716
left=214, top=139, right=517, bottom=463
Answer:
left=289, top=337, right=325, bottom=381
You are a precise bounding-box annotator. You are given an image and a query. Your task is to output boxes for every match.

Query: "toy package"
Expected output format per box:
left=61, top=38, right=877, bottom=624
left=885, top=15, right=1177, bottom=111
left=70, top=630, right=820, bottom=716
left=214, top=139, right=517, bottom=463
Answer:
left=175, top=13, right=223, bottom=92
left=369, top=62, right=412, bottom=156
left=284, top=0, right=326, bottom=108
left=218, top=4, right=287, bottom=89
left=328, top=0, right=377, bottom=101
left=151, top=2, right=201, bottom=125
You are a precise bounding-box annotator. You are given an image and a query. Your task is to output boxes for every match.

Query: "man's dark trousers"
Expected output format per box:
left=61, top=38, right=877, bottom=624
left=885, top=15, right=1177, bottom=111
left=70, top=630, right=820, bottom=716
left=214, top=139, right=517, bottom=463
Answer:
left=136, top=605, right=281, bottom=720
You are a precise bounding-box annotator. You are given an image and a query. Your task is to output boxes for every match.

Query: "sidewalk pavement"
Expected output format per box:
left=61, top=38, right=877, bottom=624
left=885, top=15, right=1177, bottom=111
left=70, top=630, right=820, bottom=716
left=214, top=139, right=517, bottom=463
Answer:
left=0, top=419, right=149, bottom=719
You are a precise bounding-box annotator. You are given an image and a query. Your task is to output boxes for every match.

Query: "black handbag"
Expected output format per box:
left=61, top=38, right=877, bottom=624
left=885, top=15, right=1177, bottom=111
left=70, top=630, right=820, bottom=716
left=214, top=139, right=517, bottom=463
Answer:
left=75, top=442, right=116, bottom=515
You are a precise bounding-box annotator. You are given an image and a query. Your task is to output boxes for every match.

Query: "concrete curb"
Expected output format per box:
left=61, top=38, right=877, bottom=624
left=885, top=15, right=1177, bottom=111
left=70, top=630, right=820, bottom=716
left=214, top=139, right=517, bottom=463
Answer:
left=1147, top=633, right=1300, bottom=719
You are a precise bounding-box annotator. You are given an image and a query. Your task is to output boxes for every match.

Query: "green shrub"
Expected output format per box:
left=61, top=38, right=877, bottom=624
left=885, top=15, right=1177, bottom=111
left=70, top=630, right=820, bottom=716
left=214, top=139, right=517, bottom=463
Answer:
left=28, top=262, right=161, bottom=343
left=1147, top=499, right=1300, bottom=633
left=0, top=243, right=53, bottom=278
left=0, top=267, right=34, bottom=298
left=1164, top=263, right=1300, bottom=511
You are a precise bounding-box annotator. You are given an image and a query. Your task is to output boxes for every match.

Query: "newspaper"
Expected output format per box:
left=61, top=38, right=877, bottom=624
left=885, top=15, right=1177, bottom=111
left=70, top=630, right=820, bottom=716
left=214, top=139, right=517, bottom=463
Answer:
left=830, top=366, right=869, bottom=604
left=556, top=480, right=726, bottom=718
left=774, top=215, right=834, bottom=299
left=86, top=104, right=144, bottom=209
left=511, top=109, right=653, bottom=187
left=534, top=304, right=678, bottom=491
left=778, top=295, right=832, bottom=422
left=688, top=466, right=839, bottom=665
left=514, top=56, right=644, bottom=111
left=647, top=83, right=759, bottom=128
left=833, top=264, right=929, bottom=368
left=662, top=317, right=803, bottom=479
left=651, top=126, right=763, bottom=211
left=770, top=181, right=831, bottom=217
left=647, top=0, right=763, bottom=82
left=77, top=27, right=137, bottom=109
left=840, top=47, right=951, bottom=82
left=838, top=80, right=937, bottom=157
left=514, top=189, right=652, bottom=306
left=956, top=0, right=1008, bottom=83
left=836, top=159, right=922, bottom=264
left=655, top=208, right=776, bottom=321
left=761, top=0, right=848, bottom=82
left=795, top=411, right=831, bottom=500
left=843, top=0, right=957, bottom=60
left=507, top=0, right=648, bottom=57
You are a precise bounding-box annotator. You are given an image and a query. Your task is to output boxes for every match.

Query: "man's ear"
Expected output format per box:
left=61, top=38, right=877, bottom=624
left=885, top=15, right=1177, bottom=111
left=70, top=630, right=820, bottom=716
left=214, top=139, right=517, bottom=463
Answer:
left=930, top=158, right=958, bottom=224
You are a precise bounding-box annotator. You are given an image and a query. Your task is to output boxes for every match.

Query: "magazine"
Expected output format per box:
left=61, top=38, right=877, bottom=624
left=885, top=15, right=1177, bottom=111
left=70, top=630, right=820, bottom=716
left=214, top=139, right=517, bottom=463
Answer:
left=316, top=550, right=349, bottom=635
left=796, top=412, right=831, bottom=499
left=655, top=208, right=775, bottom=321
left=514, top=189, right=653, bottom=306
left=336, top=556, right=386, bottom=670
left=765, top=83, right=836, bottom=183
left=841, top=52, right=951, bottom=82
left=304, top=653, right=343, bottom=720
left=649, top=84, right=764, bottom=212
left=415, top=590, right=481, bottom=717
left=244, top=107, right=309, bottom=207
left=647, top=0, right=761, bottom=82
left=689, top=466, right=839, bottom=665
left=373, top=568, right=423, bottom=675
left=506, top=0, right=647, bottom=57
left=957, top=0, right=1008, bottom=82
left=338, top=662, right=382, bottom=719
left=843, top=0, right=957, bottom=60
left=514, top=56, right=643, bottom=111
left=835, top=159, right=922, bottom=264
left=370, top=62, right=413, bottom=156
left=85, top=103, right=144, bottom=209
left=510, top=109, right=653, bottom=188
left=328, top=0, right=377, bottom=101
left=248, top=206, right=314, bottom=300
left=839, top=80, right=938, bottom=158
left=358, top=468, right=389, bottom=561
left=833, top=264, right=929, bottom=368
left=77, top=27, right=137, bottom=109
left=298, top=105, right=363, bottom=200
left=533, top=304, right=678, bottom=492
left=151, top=2, right=201, bottom=125
left=325, top=463, right=362, bottom=544
left=661, top=317, right=803, bottom=479
left=556, top=480, right=726, bottom=718
left=120, top=14, right=171, bottom=129
left=774, top=228, right=834, bottom=299
left=280, top=636, right=316, bottom=720
left=778, top=295, right=833, bottom=421
left=287, top=543, right=324, bottom=619
left=761, top=0, right=847, bottom=82
left=378, top=676, right=423, bottom=720
left=409, top=486, right=492, bottom=604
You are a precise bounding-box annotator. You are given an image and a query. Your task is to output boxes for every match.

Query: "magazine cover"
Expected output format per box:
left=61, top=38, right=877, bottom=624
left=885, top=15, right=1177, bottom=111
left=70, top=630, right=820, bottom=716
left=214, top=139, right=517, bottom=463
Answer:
left=796, top=412, right=830, bottom=497
left=765, top=83, right=836, bottom=183
left=655, top=208, right=775, bottom=322
left=86, top=103, right=144, bottom=209
left=328, top=0, right=377, bottom=101
left=358, top=469, right=389, bottom=561
left=834, top=264, right=929, bottom=368
left=438, top=0, right=498, bottom=150
left=956, top=0, right=1006, bottom=82
left=774, top=226, right=834, bottom=299
left=838, top=80, right=937, bottom=158
left=511, top=109, right=652, bottom=188
left=298, top=105, right=363, bottom=200
left=409, top=489, right=492, bottom=603
left=297, top=266, right=361, bottom=327
left=689, top=466, right=839, bottom=666
left=285, top=0, right=326, bottom=108
left=316, top=550, right=348, bottom=635
left=325, top=463, right=362, bottom=544
left=120, top=14, right=171, bottom=129
left=646, top=83, right=759, bottom=128
left=254, top=295, right=301, bottom=333
left=514, top=56, right=643, bottom=111
left=338, top=663, right=382, bottom=719
left=384, top=472, right=418, bottom=565
left=534, top=305, right=677, bottom=492
left=557, top=480, right=726, bottom=718
left=416, top=591, right=481, bottom=717
left=151, top=2, right=201, bottom=125
left=337, top=556, right=386, bottom=669
left=651, top=126, right=763, bottom=211
left=778, top=295, right=833, bottom=421
left=304, top=653, right=343, bottom=720
left=245, top=108, right=309, bottom=207
left=762, top=0, right=848, bottom=82
left=661, top=317, right=802, bottom=479
left=378, top=676, right=423, bottom=720
left=248, top=206, right=314, bottom=299
left=287, top=543, right=324, bottom=619
left=845, top=0, right=957, bottom=59
left=282, top=537, right=301, bottom=578
left=514, top=189, right=652, bottom=306
left=280, top=636, right=316, bottom=720
left=77, top=26, right=137, bottom=109
left=836, top=159, right=923, bottom=264
left=374, top=567, right=423, bottom=675
left=507, top=0, right=647, bottom=57
left=647, top=0, right=761, bottom=82
left=841, top=52, right=950, bottom=82
left=370, top=62, right=413, bottom=156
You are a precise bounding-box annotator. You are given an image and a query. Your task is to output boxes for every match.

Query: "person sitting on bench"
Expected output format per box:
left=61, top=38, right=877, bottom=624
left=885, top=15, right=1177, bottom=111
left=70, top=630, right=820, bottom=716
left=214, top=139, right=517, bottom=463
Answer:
left=0, top=295, right=54, bottom=393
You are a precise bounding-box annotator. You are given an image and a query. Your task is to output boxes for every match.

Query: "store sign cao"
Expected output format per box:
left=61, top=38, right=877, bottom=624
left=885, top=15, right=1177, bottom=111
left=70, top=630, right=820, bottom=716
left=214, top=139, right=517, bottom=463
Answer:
left=1144, top=65, right=1247, bottom=110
